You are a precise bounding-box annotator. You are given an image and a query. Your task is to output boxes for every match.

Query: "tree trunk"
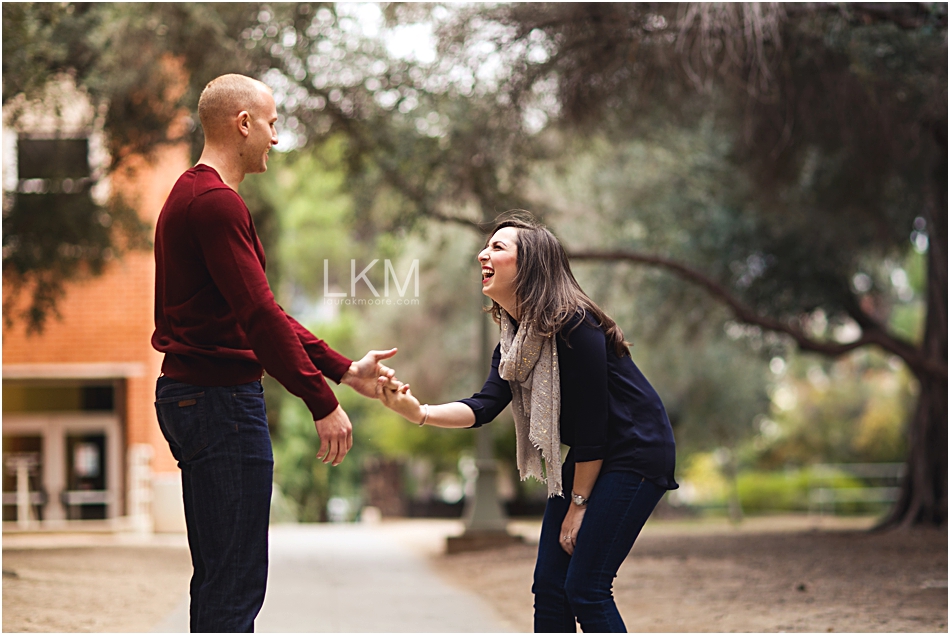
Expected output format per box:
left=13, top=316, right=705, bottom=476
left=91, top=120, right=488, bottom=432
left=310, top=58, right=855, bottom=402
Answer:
left=887, top=368, right=949, bottom=527
left=882, top=315, right=948, bottom=528
left=881, top=122, right=948, bottom=528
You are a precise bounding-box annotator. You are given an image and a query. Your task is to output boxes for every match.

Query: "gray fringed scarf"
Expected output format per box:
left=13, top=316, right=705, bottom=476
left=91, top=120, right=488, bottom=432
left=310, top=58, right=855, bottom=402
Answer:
left=497, top=310, right=562, bottom=498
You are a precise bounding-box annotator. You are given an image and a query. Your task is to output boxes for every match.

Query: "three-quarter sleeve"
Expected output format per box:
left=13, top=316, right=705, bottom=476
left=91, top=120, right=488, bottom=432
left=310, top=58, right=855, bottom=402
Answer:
left=558, top=317, right=609, bottom=462
left=458, top=344, right=512, bottom=427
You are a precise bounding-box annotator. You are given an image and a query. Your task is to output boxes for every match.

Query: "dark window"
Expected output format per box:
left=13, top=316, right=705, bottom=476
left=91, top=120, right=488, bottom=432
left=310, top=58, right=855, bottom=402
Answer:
left=65, top=433, right=107, bottom=520
left=82, top=386, right=114, bottom=411
left=17, top=138, right=91, bottom=179
left=2, top=382, right=115, bottom=413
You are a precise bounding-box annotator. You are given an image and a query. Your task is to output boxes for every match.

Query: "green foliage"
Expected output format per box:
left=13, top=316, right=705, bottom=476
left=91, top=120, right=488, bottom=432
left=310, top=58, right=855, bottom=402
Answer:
left=681, top=453, right=886, bottom=515
left=755, top=350, right=914, bottom=468
left=2, top=3, right=96, bottom=102
left=271, top=395, right=330, bottom=522
left=514, top=125, right=776, bottom=463
left=256, top=147, right=484, bottom=516
left=1, top=3, right=316, bottom=331
left=735, top=468, right=864, bottom=514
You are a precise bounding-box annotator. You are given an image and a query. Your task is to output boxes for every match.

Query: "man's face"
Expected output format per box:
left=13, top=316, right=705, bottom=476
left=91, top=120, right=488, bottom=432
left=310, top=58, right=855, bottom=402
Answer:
left=243, top=88, right=278, bottom=174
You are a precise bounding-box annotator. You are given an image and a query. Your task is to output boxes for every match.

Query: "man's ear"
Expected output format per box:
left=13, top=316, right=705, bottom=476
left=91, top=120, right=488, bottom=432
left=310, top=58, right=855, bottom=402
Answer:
left=237, top=110, right=251, bottom=138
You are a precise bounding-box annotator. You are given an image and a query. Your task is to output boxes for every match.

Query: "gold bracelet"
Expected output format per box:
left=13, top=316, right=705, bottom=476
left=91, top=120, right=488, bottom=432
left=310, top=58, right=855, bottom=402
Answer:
left=418, top=404, right=429, bottom=427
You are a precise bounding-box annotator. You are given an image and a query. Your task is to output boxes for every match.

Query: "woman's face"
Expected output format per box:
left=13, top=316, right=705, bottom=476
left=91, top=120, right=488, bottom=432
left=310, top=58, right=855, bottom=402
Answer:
left=478, top=227, right=519, bottom=313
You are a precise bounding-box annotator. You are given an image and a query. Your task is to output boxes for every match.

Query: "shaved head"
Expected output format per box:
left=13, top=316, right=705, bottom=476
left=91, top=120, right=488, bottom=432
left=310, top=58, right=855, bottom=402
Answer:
left=198, top=74, right=272, bottom=141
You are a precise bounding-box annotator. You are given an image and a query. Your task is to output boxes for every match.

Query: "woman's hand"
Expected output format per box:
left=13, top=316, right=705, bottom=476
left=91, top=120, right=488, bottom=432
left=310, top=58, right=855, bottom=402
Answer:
left=559, top=503, right=586, bottom=555
left=375, top=376, right=425, bottom=424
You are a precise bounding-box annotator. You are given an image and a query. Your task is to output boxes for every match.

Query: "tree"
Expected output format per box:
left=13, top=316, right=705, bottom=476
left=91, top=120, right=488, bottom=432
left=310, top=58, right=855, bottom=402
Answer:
left=2, top=2, right=309, bottom=331
left=244, top=2, right=944, bottom=525
left=418, top=2, right=946, bottom=527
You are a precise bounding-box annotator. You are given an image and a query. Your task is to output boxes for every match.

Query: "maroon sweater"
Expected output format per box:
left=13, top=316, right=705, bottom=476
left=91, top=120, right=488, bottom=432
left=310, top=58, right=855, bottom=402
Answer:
left=152, top=164, right=351, bottom=420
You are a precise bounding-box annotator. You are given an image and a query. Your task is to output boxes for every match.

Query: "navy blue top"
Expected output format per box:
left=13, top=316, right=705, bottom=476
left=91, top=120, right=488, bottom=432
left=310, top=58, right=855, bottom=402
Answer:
left=458, top=313, right=678, bottom=490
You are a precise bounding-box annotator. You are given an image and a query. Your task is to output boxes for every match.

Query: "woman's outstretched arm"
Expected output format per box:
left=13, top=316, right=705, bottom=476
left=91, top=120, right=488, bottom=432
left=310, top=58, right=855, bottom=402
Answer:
left=375, top=376, right=476, bottom=428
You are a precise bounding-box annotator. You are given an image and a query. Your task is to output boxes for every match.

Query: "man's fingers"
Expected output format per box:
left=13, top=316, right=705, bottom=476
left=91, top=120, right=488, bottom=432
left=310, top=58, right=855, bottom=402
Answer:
left=372, top=348, right=398, bottom=361
left=326, top=438, right=340, bottom=465
left=325, top=435, right=344, bottom=465
left=314, top=406, right=352, bottom=466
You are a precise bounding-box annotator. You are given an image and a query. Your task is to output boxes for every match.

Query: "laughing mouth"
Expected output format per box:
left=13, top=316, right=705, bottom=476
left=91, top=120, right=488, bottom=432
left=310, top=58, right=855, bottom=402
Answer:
left=482, top=267, right=494, bottom=281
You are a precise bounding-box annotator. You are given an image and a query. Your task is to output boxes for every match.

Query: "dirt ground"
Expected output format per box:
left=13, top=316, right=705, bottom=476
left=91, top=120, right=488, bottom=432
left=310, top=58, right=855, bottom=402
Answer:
left=432, top=516, right=949, bottom=633
left=1, top=516, right=946, bottom=633
left=2, top=541, right=192, bottom=633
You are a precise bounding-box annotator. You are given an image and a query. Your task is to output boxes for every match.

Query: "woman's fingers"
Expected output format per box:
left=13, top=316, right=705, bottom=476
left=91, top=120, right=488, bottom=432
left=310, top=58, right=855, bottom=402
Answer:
left=377, top=376, right=413, bottom=410
left=559, top=530, right=574, bottom=555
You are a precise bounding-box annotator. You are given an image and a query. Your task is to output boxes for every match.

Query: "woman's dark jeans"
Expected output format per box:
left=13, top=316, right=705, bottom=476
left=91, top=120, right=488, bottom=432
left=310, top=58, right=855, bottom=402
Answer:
left=533, top=470, right=665, bottom=633
left=155, top=376, right=273, bottom=633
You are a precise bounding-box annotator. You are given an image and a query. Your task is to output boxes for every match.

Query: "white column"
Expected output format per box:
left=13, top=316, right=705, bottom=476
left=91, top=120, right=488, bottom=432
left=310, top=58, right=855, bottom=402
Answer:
left=14, top=458, right=33, bottom=528
left=105, top=417, right=120, bottom=518
left=43, top=420, right=66, bottom=522
left=127, top=444, right=153, bottom=532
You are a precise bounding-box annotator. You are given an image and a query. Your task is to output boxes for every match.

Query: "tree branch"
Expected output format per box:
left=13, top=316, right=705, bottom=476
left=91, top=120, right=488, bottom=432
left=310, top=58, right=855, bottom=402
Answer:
left=425, top=210, right=484, bottom=230
left=567, top=249, right=948, bottom=379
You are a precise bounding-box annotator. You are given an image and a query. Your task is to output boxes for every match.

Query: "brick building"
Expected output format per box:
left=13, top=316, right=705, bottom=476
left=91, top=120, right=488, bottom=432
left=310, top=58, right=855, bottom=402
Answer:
left=2, top=78, right=188, bottom=532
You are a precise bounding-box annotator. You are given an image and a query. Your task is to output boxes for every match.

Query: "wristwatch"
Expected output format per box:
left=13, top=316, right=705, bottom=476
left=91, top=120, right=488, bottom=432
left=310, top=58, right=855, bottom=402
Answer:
left=571, top=491, right=589, bottom=507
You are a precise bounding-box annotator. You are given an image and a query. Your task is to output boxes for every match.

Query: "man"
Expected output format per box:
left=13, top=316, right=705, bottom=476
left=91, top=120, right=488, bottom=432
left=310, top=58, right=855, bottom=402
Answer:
left=152, top=74, right=397, bottom=632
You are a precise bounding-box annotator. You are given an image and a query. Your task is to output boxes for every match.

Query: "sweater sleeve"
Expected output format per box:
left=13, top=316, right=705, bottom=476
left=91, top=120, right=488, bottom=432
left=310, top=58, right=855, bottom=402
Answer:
left=283, top=311, right=352, bottom=383
left=458, top=344, right=513, bottom=427
left=558, top=317, right=609, bottom=462
left=189, top=188, right=342, bottom=420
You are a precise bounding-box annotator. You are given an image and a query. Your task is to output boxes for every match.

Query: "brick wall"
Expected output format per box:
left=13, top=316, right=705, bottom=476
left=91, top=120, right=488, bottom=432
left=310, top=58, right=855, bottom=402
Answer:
left=3, top=143, right=190, bottom=474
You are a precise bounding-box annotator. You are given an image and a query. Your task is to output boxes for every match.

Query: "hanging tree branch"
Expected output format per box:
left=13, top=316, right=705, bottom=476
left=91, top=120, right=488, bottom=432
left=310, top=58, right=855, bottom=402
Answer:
left=401, top=207, right=945, bottom=380
left=567, top=249, right=947, bottom=380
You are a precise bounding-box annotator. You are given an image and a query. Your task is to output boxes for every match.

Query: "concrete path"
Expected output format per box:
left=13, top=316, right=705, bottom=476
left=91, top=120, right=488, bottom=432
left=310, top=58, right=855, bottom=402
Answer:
left=154, top=520, right=519, bottom=632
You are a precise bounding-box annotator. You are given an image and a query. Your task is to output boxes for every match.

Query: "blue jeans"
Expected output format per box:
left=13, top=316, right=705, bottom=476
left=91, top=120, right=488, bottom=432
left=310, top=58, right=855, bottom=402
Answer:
left=155, top=376, right=273, bottom=633
left=533, top=469, right=665, bottom=633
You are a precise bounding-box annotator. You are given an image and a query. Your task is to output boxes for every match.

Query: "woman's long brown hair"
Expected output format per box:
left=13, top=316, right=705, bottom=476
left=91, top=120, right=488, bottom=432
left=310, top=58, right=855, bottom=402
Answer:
left=484, top=211, right=631, bottom=357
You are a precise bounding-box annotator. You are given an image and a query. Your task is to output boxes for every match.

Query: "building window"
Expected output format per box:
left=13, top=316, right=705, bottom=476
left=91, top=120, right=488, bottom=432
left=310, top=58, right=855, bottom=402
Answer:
left=2, top=382, right=115, bottom=413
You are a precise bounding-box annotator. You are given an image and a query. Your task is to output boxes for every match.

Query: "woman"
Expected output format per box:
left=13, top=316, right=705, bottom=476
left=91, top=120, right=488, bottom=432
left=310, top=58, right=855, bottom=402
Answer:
left=376, top=213, right=677, bottom=633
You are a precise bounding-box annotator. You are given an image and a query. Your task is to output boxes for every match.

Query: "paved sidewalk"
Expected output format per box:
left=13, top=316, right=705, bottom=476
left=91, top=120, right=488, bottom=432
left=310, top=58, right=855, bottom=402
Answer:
left=154, top=520, right=520, bottom=632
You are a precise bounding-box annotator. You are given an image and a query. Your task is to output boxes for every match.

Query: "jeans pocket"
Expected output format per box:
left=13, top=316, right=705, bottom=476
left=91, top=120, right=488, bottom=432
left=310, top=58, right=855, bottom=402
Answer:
left=231, top=389, right=272, bottom=462
left=155, top=391, right=210, bottom=462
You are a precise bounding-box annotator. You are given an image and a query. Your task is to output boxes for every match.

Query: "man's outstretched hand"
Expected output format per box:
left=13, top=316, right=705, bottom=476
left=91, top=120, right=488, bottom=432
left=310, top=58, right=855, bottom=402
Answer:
left=341, top=348, right=401, bottom=398
left=314, top=405, right=353, bottom=466
left=322, top=348, right=400, bottom=465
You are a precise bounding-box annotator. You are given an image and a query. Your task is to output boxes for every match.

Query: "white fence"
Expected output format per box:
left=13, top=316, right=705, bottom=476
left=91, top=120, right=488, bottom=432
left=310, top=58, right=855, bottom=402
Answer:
left=807, top=463, right=905, bottom=516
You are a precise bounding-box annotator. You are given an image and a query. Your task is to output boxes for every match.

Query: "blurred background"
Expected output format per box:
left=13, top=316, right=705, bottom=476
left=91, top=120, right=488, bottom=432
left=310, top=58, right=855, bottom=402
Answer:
left=2, top=2, right=945, bottom=534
